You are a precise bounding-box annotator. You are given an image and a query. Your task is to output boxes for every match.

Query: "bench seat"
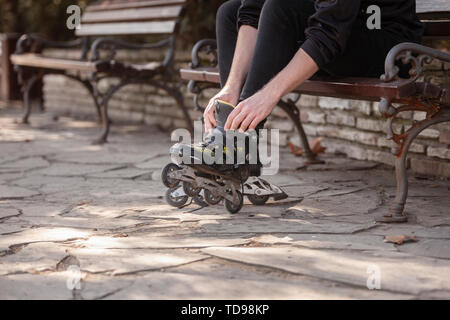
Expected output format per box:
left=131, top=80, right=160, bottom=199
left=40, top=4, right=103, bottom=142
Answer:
left=11, top=53, right=98, bottom=72
left=11, top=53, right=163, bottom=75
left=180, top=67, right=418, bottom=102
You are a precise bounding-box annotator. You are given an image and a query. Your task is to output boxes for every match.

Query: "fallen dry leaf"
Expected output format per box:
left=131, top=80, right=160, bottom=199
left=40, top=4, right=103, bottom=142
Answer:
left=113, top=233, right=129, bottom=238
left=72, top=200, right=92, bottom=206
left=288, top=137, right=326, bottom=157
left=384, top=235, right=418, bottom=245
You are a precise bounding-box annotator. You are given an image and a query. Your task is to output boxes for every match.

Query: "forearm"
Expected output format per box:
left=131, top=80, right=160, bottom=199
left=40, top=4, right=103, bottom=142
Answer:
left=225, top=49, right=319, bottom=131
left=262, top=48, right=319, bottom=102
left=224, top=25, right=258, bottom=92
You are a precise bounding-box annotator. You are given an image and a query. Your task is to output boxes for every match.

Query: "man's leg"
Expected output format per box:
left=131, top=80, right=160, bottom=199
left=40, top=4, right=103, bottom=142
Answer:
left=216, top=0, right=242, bottom=87
left=240, top=0, right=316, bottom=101
left=239, top=0, right=412, bottom=100
left=322, top=18, right=407, bottom=78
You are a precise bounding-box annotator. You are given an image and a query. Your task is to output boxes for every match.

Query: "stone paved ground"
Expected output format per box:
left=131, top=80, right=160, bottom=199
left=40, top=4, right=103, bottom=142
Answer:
left=0, top=107, right=449, bottom=300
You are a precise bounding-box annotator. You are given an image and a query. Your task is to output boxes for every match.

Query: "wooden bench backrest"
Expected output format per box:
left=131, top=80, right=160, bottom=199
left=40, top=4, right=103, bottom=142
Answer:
left=76, top=0, right=187, bottom=37
left=417, top=0, right=450, bottom=39
left=75, top=0, right=449, bottom=38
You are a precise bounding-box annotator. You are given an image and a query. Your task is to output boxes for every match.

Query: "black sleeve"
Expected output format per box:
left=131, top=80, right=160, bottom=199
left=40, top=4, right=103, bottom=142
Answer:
left=237, top=0, right=265, bottom=29
left=301, top=0, right=361, bottom=68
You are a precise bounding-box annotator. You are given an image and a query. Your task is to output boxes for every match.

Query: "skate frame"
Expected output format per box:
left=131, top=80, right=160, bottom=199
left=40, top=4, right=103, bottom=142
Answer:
left=169, top=166, right=242, bottom=205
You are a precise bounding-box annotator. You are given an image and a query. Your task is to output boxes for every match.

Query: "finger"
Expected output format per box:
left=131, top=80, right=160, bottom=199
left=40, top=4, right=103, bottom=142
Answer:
left=209, top=104, right=218, bottom=127
left=204, top=106, right=216, bottom=131
left=204, top=116, right=211, bottom=133
left=239, top=113, right=255, bottom=133
left=231, top=110, right=248, bottom=131
left=249, top=117, right=262, bottom=131
left=206, top=113, right=216, bottom=130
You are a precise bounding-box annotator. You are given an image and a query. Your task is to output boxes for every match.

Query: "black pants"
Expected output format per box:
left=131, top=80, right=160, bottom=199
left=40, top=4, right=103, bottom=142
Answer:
left=217, top=0, right=407, bottom=101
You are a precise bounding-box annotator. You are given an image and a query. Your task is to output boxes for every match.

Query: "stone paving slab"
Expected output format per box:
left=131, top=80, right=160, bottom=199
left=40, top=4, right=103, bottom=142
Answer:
left=0, top=243, right=69, bottom=276
left=0, top=227, right=95, bottom=252
left=202, top=247, right=450, bottom=296
left=0, top=185, right=40, bottom=200
left=86, top=168, right=151, bottom=179
left=251, top=234, right=397, bottom=252
left=102, top=259, right=414, bottom=300
left=32, top=163, right=123, bottom=177
left=0, top=273, right=75, bottom=300
left=0, top=108, right=449, bottom=299
left=47, top=151, right=157, bottom=165
left=67, top=248, right=208, bottom=275
left=0, top=157, right=50, bottom=170
left=5, top=215, right=154, bottom=231
left=200, top=218, right=376, bottom=235
left=0, top=208, right=21, bottom=220
left=0, top=223, right=25, bottom=236
left=68, top=235, right=251, bottom=250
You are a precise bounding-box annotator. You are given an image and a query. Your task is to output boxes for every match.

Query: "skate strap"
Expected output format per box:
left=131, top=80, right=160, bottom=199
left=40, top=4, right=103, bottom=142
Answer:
left=216, top=100, right=236, bottom=109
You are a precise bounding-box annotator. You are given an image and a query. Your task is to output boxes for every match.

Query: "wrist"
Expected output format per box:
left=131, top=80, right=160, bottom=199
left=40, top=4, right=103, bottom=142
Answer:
left=262, top=84, right=283, bottom=103
left=223, top=83, right=242, bottom=96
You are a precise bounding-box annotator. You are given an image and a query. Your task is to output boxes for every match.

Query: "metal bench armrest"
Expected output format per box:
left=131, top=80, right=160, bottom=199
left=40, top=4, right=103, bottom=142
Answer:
left=190, top=39, right=217, bottom=69
left=381, top=42, right=450, bottom=83
left=89, top=37, right=174, bottom=65
left=15, top=34, right=84, bottom=55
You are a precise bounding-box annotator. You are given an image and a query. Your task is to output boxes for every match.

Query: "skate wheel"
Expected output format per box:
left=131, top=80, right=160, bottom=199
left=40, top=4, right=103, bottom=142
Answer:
left=162, top=163, right=181, bottom=188
left=183, top=181, right=201, bottom=198
left=224, top=191, right=244, bottom=214
left=193, top=195, right=208, bottom=207
left=248, top=194, right=270, bottom=206
left=165, top=189, right=188, bottom=208
left=204, top=189, right=222, bottom=206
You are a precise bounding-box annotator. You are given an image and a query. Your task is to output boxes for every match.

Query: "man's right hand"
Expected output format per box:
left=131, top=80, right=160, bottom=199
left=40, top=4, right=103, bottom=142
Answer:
left=203, top=87, right=240, bottom=133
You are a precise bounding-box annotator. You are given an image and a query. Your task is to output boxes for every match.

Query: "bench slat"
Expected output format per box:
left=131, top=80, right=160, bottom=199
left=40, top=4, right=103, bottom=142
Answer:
left=86, top=0, right=187, bottom=12
left=416, top=0, right=450, bottom=18
left=82, top=5, right=183, bottom=24
left=423, top=21, right=450, bottom=38
left=76, top=20, right=176, bottom=36
left=10, top=54, right=97, bottom=72
left=180, top=68, right=417, bottom=101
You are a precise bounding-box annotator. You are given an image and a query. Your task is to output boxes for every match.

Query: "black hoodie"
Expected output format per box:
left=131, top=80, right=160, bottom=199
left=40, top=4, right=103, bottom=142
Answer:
left=237, top=0, right=424, bottom=68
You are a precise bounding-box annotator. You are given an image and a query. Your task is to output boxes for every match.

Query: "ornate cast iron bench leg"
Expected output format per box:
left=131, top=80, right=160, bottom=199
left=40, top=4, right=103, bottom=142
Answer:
left=277, top=99, right=323, bottom=164
left=376, top=100, right=450, bottom=223
left=377, top=42, right=450, bottom=223
left=20, top=73, right=43, bottom=124
left=90, top=76, right=194, bottom=145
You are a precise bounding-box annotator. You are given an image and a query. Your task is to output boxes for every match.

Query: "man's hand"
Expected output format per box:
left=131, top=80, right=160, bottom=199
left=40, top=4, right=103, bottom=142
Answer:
left=204, top=25, right=258, bottom=133
left=225, top=48, right=319, bottom=133
left=203, top=87, right=240, bottom=133
left=224, top=88, right=279, bottom=132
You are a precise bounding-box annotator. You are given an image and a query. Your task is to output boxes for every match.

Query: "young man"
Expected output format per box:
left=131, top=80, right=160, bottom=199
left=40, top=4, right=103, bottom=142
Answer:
left=203, top=0, right=424, bottom=133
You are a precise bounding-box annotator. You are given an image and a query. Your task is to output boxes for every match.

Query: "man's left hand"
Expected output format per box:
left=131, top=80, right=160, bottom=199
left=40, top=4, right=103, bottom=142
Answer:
left=224, top=89, right=279, bottom=132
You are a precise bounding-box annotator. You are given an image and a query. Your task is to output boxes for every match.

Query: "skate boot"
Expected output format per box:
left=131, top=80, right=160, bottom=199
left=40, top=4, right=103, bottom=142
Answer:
left=170, top=100, right=260, bottom=177
left=162, top=100, right=287, bottom=214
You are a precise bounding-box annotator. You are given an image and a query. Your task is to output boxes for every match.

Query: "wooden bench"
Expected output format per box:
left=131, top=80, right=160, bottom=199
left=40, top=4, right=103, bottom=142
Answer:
left=180, top=0, right=450, bottom=223
left=10, top=0, right=193, bottom=144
